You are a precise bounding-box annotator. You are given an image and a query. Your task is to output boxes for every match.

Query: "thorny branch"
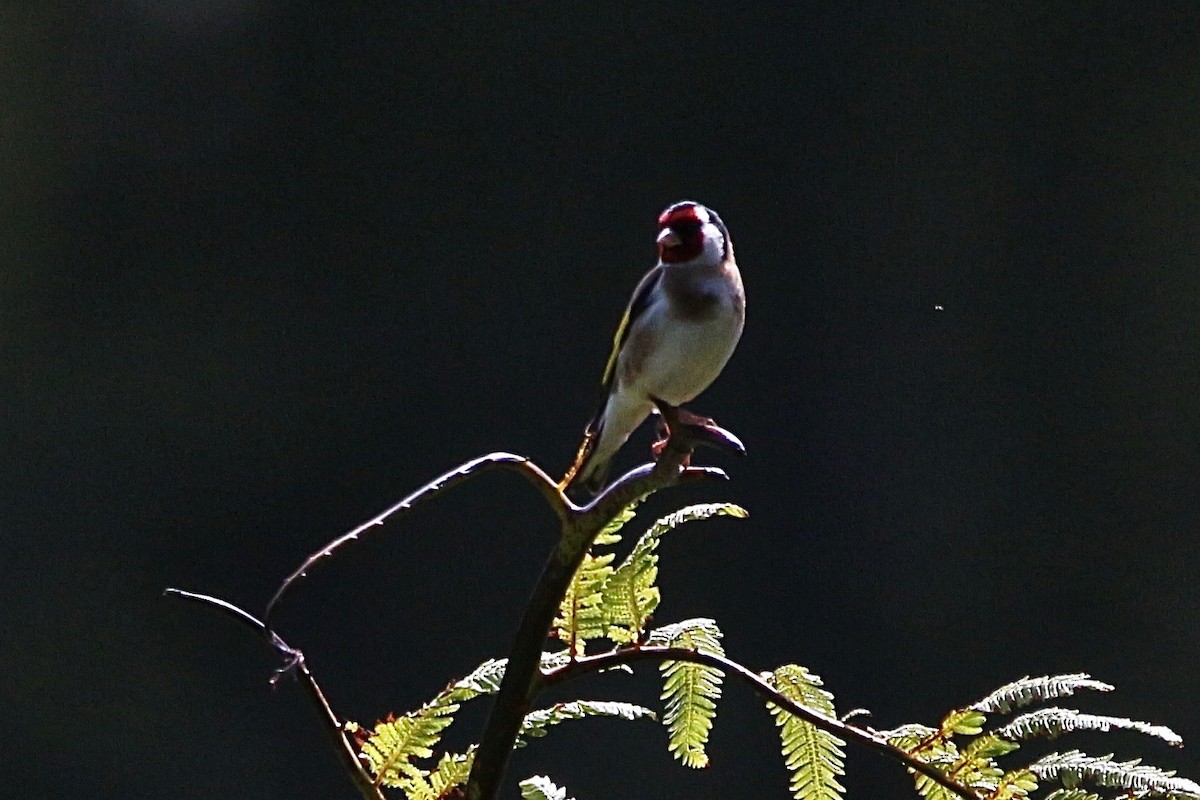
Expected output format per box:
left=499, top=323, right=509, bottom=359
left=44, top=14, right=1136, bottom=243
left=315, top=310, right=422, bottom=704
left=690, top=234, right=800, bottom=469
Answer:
left=466, top=410, right=736, bottom=800
left=164, top=589, right=386, bottom=800
left=171, top=417, right=733, bottom=800
left=543, top=646, right=984, bottom=800
left=263, top=452, right=567, bottom=634
left=186, top=412, right=976, bottom=800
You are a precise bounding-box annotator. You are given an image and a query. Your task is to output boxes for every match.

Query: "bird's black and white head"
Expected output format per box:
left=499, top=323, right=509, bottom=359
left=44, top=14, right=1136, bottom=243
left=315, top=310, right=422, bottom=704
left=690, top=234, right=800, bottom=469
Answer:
left=656, top=201, right=731, bottom=267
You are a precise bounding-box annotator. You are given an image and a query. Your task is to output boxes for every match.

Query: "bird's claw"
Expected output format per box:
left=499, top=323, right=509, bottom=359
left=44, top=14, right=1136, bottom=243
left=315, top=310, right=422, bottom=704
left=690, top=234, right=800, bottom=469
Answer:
left=649, top=398, right=746, bottom=461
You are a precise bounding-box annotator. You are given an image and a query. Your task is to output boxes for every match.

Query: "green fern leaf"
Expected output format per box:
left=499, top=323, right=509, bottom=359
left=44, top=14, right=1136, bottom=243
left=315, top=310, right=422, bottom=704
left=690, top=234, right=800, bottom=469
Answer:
left=884, top=724, right=961, bottom=800
left=600, top=503, right=747, bottom=644
left=912, top=770, right=961, bottom=800
left=890, top=713, right=1019, bottom=797
left=1030, top=750, right=1200, bottom=798
left=941, top=709, right=988, bottom=737
left=959, top=734, right=1020, bottom=761
left=888, top=708, right=987, bottom=761
left=1042, top=789, right=1101, bottom=800
left=945, top=734, right=1016, bottom=793
left=398, top=748, right=475, bottom=800
left=884, top=724, right=959, bottom=764
left=446, top=657, right=507, bottom=699
left=765, top=664, right=847, bottom=800
left=360, top=711, right=457, bottom=787
left=358, top=658, right=504, bottom=787
left=990, top=768, right=1039, bottom=800
left=595, top=499, right=639, bottom=546
left=554, top=549, right=616, bottom=655
left=519, top=775, right=575, bottom=800
left=516, top=700, right=656, bottom=747
left=997, top=707, right=1183, bottom=747
left=971, top=674, right=1114, bottom=715
left=553, top=502, right=639, bottom=655
left=646, top=618, right=725, bottom=768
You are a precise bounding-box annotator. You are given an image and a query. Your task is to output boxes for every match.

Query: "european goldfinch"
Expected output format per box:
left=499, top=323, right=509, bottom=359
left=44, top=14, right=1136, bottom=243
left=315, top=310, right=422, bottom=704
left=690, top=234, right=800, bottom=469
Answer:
left=562, top=200, right=745, bottom=496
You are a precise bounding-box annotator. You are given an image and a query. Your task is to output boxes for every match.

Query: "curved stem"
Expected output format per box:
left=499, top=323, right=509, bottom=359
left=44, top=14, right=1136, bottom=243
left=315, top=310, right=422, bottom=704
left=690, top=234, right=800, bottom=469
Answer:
left=165, top=589, right=387, bottom=800
left=543, top=646, right=984, bottom=800
left=264, top=452, right=567, bottom=633
left=465, top=422, right=731, bottom=800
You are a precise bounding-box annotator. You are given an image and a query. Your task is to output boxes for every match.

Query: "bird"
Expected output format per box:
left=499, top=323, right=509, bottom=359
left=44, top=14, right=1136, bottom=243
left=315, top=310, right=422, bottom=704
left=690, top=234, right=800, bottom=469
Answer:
left=561, top=200, right=745, bottom=497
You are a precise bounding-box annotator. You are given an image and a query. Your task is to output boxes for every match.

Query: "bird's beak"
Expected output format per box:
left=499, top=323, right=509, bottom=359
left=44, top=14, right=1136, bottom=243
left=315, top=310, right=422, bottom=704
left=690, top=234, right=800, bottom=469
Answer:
left=656, top=227, right=681, bottom=248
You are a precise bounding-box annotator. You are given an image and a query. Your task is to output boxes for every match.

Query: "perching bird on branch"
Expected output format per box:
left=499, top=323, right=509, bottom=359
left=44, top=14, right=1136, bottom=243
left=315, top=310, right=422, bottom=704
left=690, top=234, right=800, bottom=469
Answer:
left=561, top=200, right=745, bottom=497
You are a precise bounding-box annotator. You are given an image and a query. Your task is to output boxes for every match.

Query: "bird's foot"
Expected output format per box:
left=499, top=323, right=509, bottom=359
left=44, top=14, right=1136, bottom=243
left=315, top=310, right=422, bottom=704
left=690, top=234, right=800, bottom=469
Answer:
left=651, top=434, right=692, bottom=466
left=649, top=398, right=747, bottom=459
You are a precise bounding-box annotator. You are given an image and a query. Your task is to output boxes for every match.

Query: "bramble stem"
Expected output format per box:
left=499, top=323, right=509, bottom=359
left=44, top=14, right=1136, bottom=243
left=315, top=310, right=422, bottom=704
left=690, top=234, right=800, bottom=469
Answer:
left=165, top=589, right=387, bottom=800
left=541, top=645, right=984, bottom=800
left=263, top=452, right=567, bottom=634
left=177, top=416, right=738, bottom=800
left=465, top=416, right=732, bottom=800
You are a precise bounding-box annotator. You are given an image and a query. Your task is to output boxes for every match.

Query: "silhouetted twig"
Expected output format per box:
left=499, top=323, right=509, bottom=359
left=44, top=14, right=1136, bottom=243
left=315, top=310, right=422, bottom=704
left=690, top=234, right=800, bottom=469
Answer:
left=176, top=408, right=740, bottom=800
left=542, top=645, right=984, bottom=800
left=465, top=411, right=736, bottom=800
left=264, top=452, right=567, bottom=634
left=165, top=589, right=387, bottom=800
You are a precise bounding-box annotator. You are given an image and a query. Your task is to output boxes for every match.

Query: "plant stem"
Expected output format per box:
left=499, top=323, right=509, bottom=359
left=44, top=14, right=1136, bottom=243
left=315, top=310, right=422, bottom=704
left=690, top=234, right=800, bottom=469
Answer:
left=465, top=421, right=729, bottom=800
left=264, top=452, right=567, bottom=634
left=543, top=646, right=984, bottom=800
left=165, top=589, right=387, bottom=800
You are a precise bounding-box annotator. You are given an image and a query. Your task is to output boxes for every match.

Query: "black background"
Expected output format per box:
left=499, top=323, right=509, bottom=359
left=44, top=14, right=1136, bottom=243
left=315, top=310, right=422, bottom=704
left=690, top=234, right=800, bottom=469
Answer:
left=5, top=4, right=1199, bottom=798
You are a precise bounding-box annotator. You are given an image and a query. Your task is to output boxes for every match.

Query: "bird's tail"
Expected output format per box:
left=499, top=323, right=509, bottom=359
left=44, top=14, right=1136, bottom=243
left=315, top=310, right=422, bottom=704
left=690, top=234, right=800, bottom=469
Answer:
left=559, top=420, right=610, bottom=498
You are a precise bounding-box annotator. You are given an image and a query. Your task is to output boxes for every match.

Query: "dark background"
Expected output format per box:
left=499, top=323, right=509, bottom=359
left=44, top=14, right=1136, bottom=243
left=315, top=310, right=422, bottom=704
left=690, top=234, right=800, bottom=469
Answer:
left=4, top=4, right=1199, bottom=798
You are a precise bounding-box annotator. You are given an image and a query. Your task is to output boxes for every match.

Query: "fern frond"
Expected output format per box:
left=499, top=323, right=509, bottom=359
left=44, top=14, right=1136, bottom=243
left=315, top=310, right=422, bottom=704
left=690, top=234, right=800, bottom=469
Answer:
left=912, top=769, right=963, bottom=800
left=897, top=705, right=988, bottom=786
left=996, top=707, right=1183, bottom=747
left=885, top=723, right=959, bottom=762
left=360, top=711, right=458, bottom=787
left=516, top=700, right=656, bottom=747
left=519, top=775, right=575, bottom=800
left=599, top=503, right=747, bottom=644
left=883, top=724, right=941, bottom=751
left=990, top=768, right=1039, bottom=800
left=552, top=501, right=639, bottom=655
left=941, top=709, right=988, bottom=737
left=943, top=735, right=1018, bottom=793
left=398, top=748, right=475, bottom=800
left=358, top=658, right=504, bottom=787
left=958, top=734, right=1020, bottom=761
left=885, top=724, right=962, bottom=800
left=891, top=710, right=1022, bottom=797
left=886, top=708, right=988, bottom=764
left=447, top=657, right=507, bottom=699
left=553, top=549, right=616, bottom=656
left=765, top=664, right=847, bottom=800
left=1042, top=789, right=1101, bottom=800
left=971, top=675, right=1114, bottom=714
left=909, top=742, right=1013, bottom=800
left=595, top=499, right=640, bottom=546
left=1030, top=750, right=1200, bottom=799
left=646, top=618, right=725, bottom=768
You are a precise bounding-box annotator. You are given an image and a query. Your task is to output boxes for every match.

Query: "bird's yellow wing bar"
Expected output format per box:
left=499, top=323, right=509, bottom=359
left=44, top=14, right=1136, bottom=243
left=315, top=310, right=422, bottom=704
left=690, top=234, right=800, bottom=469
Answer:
left=600, top=265, right=663, bottom=392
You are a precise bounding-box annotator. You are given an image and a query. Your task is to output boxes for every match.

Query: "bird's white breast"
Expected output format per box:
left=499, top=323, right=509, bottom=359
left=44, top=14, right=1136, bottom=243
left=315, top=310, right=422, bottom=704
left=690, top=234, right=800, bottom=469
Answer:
left=617, top=275, right=743, bottom=407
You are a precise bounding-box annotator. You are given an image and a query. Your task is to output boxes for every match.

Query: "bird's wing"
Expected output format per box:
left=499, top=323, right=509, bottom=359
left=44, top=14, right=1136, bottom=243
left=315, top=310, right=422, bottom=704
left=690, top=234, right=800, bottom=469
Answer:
left=561, top=265, right=663, bottom=494
left=600, top=265, right=663, bottom=394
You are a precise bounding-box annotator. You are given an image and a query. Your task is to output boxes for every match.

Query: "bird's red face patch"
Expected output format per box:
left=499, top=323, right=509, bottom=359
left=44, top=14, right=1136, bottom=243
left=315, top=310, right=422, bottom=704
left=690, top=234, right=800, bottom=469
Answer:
left=657, top=204, right=706, bottom=264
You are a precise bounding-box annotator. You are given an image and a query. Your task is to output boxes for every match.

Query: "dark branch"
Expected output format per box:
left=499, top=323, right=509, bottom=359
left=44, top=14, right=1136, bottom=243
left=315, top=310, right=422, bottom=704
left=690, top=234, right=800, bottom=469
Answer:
left=165, top=589, right=387, bottom=800
left=465, top=419, right=737, bottom=800
left=264, top=452, right=566, bottom=633
left=178, top=418, right=739, bottom=800
left=543, top=646, right=984, bottom=800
